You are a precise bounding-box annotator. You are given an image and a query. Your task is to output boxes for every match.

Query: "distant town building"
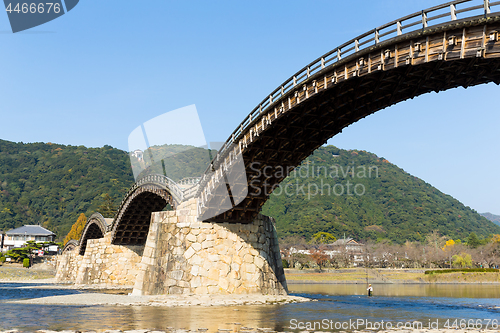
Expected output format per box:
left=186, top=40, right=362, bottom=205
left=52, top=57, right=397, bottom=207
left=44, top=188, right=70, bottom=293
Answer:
left=131, top=149, right=144, bottom=161
left=325, top=238, right=365, bottom=265
left=3, top=225, right=56, bottom=251
left=330, top=237, right=364, bottom=252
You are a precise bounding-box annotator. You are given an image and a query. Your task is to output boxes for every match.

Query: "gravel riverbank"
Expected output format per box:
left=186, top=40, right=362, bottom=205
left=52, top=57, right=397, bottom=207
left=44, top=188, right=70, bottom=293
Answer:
left=8, top=291, right=310, bottom=307
left=1, top=277, right=310, bottom=307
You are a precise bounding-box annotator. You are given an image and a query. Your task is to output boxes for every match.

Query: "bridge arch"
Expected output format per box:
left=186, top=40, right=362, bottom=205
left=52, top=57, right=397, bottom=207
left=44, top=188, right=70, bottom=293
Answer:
left=198, top=1, right=500, bottom=222
left=78, top=213, right=109, bottom=255
left=110, top=175, right=181, bottom=245
left=62, top=239, right=79, bottom=253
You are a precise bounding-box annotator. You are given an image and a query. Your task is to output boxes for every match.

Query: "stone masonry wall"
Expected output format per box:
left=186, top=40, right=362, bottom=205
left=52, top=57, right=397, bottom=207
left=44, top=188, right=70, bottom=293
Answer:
left=55, top=248, right=81, bottom=282
left=56, top=233, right=144, bottom=287
left=132, top=198, right=287, bottom=295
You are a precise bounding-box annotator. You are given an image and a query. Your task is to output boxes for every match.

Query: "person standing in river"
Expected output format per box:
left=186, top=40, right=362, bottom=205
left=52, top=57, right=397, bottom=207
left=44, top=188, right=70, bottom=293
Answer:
left=367, top=284, right=373, bottom=297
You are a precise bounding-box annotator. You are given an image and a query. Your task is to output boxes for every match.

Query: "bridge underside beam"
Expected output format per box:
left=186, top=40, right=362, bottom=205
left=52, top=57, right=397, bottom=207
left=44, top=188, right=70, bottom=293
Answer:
left=112, top=189, right=171, bottom=245
left=205, top=57, right=500, bottom=222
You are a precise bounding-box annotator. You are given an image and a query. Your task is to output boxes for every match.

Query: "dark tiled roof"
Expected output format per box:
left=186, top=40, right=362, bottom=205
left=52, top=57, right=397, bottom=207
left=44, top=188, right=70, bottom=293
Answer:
left=331, top=238, right=362, bottom=246
left=6, top=225, right=55, bottom=236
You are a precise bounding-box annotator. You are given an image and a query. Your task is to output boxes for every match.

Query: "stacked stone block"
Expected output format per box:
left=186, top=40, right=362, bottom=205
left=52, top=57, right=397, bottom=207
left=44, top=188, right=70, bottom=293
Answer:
left=55, top=248, right=81, bottom=282
left=57, top=198, right=288, bottom=295
left=56, top=233, right=144, bottom=287
left=132, top=198, right=287, bottom=295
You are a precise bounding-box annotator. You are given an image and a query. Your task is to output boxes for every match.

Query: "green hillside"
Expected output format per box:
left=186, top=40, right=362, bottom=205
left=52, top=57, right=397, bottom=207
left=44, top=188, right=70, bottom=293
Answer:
left=0, top=140, right=135, bottom=238
left=262, top=146, right=500, bottom=243
left=131, top=144, right=216, bottom=181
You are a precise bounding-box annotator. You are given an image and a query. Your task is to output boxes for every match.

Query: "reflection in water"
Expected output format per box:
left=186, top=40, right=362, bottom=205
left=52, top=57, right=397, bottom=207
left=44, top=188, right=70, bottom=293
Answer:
left=0, top=304, right=291, bottom=332
left=0, top=283, right=499, bottom=332
left=289, top=283, right=500, bottom=298
left=122, top=305, right=289, bottom=332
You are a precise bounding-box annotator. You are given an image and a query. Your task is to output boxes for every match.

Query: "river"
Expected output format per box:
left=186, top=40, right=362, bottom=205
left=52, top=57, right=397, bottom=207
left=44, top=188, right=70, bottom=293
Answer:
left=0, top=283, right=498, bottom=332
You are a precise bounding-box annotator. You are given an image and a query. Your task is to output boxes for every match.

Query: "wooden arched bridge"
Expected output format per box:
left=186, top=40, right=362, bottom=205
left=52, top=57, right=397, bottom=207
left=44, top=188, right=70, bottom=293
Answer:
left=198, top=0, right=500, bottom=223
left=68, top=175, right=200, bottom=247
left=72, top=0, right=500, bottom=250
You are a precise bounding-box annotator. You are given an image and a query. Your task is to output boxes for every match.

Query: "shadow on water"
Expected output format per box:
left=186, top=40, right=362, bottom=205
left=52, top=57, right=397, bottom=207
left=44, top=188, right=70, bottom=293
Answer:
left=0, top=282, right=82, bottom=301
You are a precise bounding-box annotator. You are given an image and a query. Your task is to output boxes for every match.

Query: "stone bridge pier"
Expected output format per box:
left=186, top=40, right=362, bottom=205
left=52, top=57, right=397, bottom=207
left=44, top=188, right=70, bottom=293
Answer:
left=132, top=198, right=287, bottom=295
left=56, top=198, right=287, bottom=296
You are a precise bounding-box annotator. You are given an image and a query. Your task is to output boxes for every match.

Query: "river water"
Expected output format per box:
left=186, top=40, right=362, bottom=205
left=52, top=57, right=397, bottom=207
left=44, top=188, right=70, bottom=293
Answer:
left=0, top=283, right=499, bottom=332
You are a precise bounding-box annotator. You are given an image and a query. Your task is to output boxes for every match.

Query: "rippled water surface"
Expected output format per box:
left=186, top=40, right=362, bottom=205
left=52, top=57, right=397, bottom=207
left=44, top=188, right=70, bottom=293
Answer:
left=0, top=283, right=499, bottom=332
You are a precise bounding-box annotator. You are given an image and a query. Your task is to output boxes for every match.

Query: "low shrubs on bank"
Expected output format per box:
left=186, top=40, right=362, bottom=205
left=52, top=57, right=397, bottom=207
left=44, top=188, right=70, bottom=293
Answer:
left=22, top=258, right=30, bottom=268
left=425, top=268, right=499, bottom=274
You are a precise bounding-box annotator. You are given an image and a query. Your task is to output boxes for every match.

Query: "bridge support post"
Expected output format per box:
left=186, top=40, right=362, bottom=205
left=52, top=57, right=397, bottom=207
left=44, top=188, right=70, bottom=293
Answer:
left=131, top=198, right=287, bottom=295
left=56, top=232, right=144, bottom=286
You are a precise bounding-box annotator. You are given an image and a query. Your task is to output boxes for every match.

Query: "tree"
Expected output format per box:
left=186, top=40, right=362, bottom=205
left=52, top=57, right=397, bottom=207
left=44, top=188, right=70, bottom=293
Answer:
left=310, top=248, right=329, bottom=270
left=309, top=232, right=336, bottom=244
left=98, top=193, right=117, bottom=218
left=467, top=232, right=481, bottom=248
left=442, top=239, right=455, bottom=252
left=63, top=213, right=87, bottom=245
left=452, top=253, right=473, bottom=268
left=491, top=234, right=500, bottom=243
left=5, top=241, right=44, bottom=262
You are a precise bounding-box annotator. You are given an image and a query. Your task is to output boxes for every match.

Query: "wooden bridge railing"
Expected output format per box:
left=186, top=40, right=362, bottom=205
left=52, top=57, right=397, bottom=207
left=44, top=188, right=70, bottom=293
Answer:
left=116, top=174, right=184, bottom=211
left=200, top=0, right=500, bottom=184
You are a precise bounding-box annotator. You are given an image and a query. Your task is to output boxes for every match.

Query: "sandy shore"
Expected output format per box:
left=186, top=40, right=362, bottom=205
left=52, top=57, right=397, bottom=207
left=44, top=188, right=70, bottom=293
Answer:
left=2, top=278, right=310, bottom=307
left=8, top=291, right=310, bottom=307
left=0, top=265, right=55, bottom=281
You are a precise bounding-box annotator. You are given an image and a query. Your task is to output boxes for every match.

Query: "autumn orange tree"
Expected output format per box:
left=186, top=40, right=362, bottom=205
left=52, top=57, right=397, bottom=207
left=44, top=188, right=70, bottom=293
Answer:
left=63, top=213, right=87, bottom=245
left=311, top=249, right=329, bottom=271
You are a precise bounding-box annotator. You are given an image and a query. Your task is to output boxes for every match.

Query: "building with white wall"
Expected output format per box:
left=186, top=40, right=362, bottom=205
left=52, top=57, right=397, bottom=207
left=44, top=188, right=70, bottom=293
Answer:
left=3, top=225, right=56, bottom=251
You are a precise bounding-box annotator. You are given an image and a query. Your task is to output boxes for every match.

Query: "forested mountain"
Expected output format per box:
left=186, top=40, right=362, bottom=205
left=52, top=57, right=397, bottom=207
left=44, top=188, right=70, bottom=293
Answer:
left=130, top=144, right=216, bottom=181
left=0, top=139, right=498, bottom=243
left=0, top=140, right=135, bottom=238
left=262, top=146, right=500, bottom=243
left=481, top=212, right=500, bottom=227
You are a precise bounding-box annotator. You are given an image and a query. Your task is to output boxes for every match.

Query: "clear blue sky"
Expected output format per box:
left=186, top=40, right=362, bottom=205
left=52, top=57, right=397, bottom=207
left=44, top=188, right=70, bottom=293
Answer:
left=0, top=0, right=498, bottom=215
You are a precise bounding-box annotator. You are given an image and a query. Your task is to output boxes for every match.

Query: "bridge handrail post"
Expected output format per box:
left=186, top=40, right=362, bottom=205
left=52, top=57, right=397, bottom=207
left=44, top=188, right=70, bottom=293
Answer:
left=485, top=0, right=491, bottom=15
left=451, top=4, right=457, bottom=20
left=375, top=29, right=380, bottom=44
left=422, top=10, right=428, bottom=29
left=397, top=21, right=402, bottom=35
